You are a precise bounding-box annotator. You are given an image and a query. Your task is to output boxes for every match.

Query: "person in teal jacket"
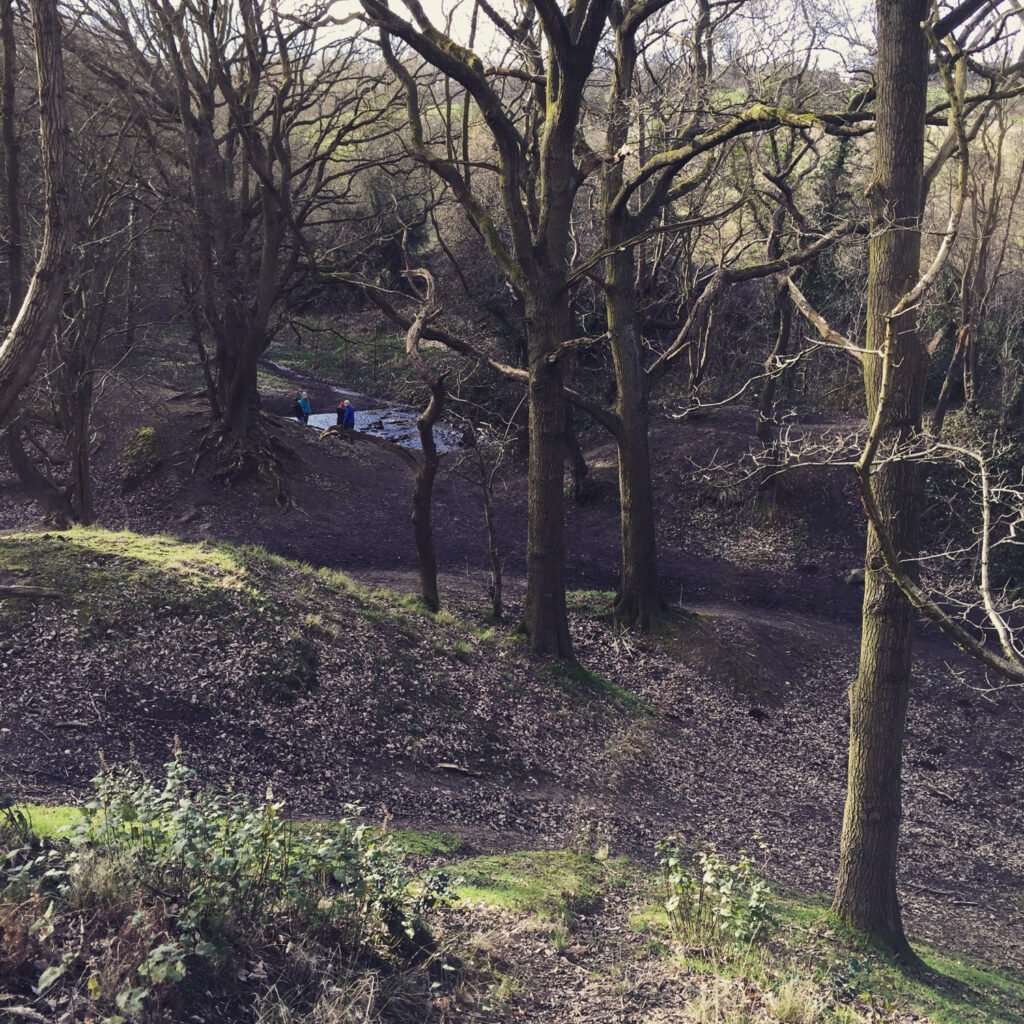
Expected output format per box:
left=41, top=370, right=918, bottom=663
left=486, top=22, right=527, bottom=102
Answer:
left=298, top=392, right=312, bottom=423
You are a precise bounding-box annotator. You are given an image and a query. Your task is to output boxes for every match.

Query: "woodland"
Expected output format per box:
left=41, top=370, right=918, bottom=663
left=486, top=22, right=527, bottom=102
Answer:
left=2, top=0, right=1024, bottom=1021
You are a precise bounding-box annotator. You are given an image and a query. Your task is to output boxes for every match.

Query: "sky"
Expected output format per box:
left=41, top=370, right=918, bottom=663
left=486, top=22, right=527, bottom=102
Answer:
left=321, top=0, right=877, bottom=74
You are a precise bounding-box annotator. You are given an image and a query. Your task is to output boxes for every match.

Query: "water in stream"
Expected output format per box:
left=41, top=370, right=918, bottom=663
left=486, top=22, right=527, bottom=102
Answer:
left=263, top=358, right=465, bottom=453
left=306, top=409, right=464, bottom=453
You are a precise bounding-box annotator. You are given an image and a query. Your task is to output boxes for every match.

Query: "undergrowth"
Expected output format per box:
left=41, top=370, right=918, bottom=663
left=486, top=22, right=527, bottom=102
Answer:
left=0, top=757, right=454, bottom=1023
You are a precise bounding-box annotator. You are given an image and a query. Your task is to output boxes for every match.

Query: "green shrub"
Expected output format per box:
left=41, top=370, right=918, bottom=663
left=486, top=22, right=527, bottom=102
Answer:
left=657, top=838, right=773, bottom=950
left=0, top=757, right=452, bottom=1022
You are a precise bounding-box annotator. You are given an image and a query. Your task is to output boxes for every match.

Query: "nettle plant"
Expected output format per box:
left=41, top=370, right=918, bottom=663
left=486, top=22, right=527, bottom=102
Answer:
left=1, top=756, right=451, bottom=1022
left=657, top=838, right=774, bottom=950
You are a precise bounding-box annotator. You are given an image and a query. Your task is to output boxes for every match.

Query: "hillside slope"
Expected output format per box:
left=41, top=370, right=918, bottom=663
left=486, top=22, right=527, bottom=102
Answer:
left=1, top=524, right=1022, bottom=983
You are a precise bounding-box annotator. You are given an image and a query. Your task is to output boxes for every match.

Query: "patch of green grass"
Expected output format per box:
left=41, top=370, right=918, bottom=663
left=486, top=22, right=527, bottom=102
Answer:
left=566, top=588, right=616, bottom=619
left=13, top=805, right=463, bottom=862
left=313, top=564, right=370, bottom=601
left=452, top=639, right=474, bottom=661
left=4, top=803, right=87, bottom=839
left=549, top=662, right=654, bottom=713
left=455, top=849, right=632, bottom=922
left=391, top=829, right=464, bottom=857
left=0, top=528, right=262, bottom=634
left=0, top=527, right=248, bottom=590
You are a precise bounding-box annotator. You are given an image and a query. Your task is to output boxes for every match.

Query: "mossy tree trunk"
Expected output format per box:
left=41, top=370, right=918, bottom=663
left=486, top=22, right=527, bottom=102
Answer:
left=833, top=0, right=929, bottom=955
left=602, top=14, right=662, bottom=631
left=522, top=287, right=573, bottom=657
left=606, top=250, right=660, bottom=630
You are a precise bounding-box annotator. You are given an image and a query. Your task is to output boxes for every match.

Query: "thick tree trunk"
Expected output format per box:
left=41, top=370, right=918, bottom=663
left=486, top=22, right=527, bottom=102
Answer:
left=607, top=248, right=662, bottom=630
left=602, top=24, right=663, bottom=632
left=221, top=341, right=262, bottom=439
left=1, top=0, right=23, bottom=321
left=0, top=0, right=71, bottom=430
left=833, top=0, right=929, bottom=955
left=522, top=293, right=573, bottom=658
left=613, top=410, right=660, bottom=630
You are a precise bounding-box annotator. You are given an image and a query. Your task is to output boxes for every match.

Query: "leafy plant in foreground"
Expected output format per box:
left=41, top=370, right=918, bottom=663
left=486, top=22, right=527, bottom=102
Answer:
left=0, top=756, right=452, bottom=1022
left=657, top=837, right=773, bottom=950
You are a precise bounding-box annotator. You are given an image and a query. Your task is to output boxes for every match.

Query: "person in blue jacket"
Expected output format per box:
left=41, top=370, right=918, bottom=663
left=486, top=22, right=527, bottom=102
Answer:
left=297, top=392, right=312, bottom=424
left=337, top=398, right=356, bottom=431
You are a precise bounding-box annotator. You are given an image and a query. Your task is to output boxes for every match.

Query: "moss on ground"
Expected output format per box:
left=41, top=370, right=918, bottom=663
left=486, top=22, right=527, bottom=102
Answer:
left=454, top=849, right=635, bottom=922
left=566, top=588, right=616, bottom=619
left=0, top=528, right=259, bottom=631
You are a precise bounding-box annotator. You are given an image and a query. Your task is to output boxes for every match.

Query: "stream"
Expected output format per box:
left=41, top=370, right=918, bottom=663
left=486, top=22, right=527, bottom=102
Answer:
left=261, top=358, right=465, bottom=453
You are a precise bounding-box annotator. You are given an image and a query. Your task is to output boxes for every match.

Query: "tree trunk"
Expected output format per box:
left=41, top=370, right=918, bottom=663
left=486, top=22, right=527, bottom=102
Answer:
left=756, top=277, right=794, bottom=502
left=123, top=197, right=138, bottom=352
left=0, top=0, right=72, bottom=430
left=222, top=341, right=262, bottom=439
left=833, top=0, right=929, bottom=955
left=1, top=0, right=23, bottom=322
left=522, top=293, right=573, bottom=658
left=931, top=324, right=968, bottom=435
left=481, top=463, right=503, bottom=620
left=603, top=24, right=662, bottom=632
left=186, top=275, right=220, bottom=418
left=607, top=247, right=662, bottom=630
left=412, top=385, right=443, bottom=612
left=756, top=278, right=794, bottom=447
left=68, top=365, right=94, bottom=524
left=613, top=408, right=660, bottom=630
left=564, top=398, right=589, bottom=503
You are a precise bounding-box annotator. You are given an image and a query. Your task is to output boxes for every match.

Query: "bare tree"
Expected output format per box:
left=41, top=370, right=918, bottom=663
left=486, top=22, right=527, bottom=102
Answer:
left=72, top=0, right=392, bottom=482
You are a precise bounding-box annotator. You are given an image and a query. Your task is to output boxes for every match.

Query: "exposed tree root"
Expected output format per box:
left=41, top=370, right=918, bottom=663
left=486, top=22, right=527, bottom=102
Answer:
left=192, top=416, right=299, bottom=507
